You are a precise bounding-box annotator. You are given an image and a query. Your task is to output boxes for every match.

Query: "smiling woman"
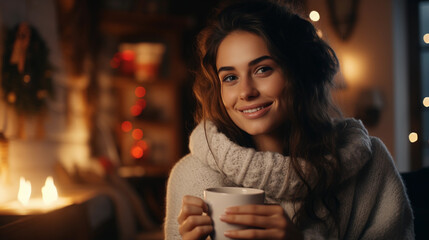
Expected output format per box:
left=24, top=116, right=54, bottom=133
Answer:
left=164, top=0, right=414, bottom=239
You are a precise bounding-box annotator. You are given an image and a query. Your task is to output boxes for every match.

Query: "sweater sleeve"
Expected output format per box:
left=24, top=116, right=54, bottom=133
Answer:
left=350, top=138, right=414, bottom=239
left=164, top=155, right=224, bottom=240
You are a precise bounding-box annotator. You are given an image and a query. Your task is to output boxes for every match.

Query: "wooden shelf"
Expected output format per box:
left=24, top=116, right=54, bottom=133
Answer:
left=101, top=10, right=188, bottom=170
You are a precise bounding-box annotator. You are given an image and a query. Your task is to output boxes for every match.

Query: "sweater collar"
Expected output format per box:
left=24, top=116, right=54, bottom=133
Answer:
left=189, top=119, right=372, bottom=194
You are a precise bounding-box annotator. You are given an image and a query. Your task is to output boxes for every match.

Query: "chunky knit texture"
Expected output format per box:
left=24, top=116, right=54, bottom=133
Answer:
left=164, top=119, right=414, bottom=239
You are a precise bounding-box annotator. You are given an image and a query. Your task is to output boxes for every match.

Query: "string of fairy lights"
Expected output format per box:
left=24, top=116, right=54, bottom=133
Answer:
left=121, top=86, right=149, bottom=161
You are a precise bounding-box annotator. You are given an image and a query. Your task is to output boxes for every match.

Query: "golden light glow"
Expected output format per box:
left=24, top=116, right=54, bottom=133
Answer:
left=409, top=132, right=418, bottom=143
left=341, top=54, right=363, bottom=85
left=424, top=33, right=429, bottom=44
left=17, top=177, right=31, bottom=206
left=42, top=176, right=58, bottom=205
left=309, top=11, right=320, bottom=22
left=316, top=29, right=323, bottom=38
left=423, top=97, right=429, bottom=107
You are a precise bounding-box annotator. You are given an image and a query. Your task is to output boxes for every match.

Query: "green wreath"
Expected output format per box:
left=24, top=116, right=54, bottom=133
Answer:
left=1, top=23, right=54, bottom=114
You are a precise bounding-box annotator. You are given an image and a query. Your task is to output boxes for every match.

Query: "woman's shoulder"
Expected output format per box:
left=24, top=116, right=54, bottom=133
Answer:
left=332, top=118, right=399, bottom=178
left=169, top=154, right=205, bottom=177
left=168, top=153, right=225, bottom=193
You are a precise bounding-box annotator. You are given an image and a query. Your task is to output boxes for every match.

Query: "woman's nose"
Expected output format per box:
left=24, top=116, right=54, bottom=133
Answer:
left=239, top=76, right=259, bottom=100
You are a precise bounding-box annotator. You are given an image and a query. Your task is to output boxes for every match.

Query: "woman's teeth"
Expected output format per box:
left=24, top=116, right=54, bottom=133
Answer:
left=242, top=106, right=264, bottom=113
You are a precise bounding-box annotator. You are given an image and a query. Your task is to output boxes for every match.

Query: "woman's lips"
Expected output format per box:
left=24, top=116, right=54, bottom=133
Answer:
left=237, top=102, right=272, bottom=119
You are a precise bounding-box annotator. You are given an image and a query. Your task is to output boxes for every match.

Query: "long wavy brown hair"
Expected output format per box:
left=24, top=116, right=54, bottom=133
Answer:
left=193, top=0, right=343, bottom=230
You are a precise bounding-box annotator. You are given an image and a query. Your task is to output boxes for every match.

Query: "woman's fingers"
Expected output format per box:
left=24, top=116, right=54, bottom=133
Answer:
left=179, top=215, right=213, bottom=237
left=178, top=195, right=213, bottom=239
left=220, top=204, right=303, bottom=240
left=223, top=204, right=287, bottom=228
left=178, top=204, right=205, bottom=223
left=220, top=213, right=286, bottom=229
left=183, top=195, right=209, bottom=212
left=177, top=195, right=209, bottom=224
left=226, top=204, right=286, bottom=216
left=224, top=228, right=286, bottom=240
left=182, top=225, right=214, bottom=240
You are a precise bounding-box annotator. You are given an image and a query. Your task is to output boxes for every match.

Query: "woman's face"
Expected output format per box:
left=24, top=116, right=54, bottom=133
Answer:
left=216, top=31, right=289, bottom=136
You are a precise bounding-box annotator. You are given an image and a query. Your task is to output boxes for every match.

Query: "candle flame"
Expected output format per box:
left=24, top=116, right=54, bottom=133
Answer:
left=17, top=177, right=31, bottom=206
left=42, top=176, right=58, bottom=205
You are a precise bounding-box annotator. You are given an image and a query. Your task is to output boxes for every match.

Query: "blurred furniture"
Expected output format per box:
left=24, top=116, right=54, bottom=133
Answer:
left=401, top=167, right=429, bottom=240
left=98, top=9, right=193, bottom=236
left=100, top=10, right=192, bottom=172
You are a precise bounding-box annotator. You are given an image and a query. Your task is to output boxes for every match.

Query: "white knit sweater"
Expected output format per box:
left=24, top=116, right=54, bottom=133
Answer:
left=164, top=119, right=414, bottom=239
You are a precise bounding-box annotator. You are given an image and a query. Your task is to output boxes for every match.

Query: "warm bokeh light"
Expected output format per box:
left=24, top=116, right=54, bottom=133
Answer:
left=131, top=146, right=144, bottom=158
left=423, top=97, right=429, bottom=107
left=18, top=177, right=31, bottom=206
left=136, top=140, right=148, bottom=151
left=42, top=176, right=58, bottom=205
left=130, top=104, right=143, bottom=116
left=341, top=54, right=363, bottom=85
left=121, top=50, right=135, bottom=61
left=424, top=33, right=429, bottom=44
left=121, top=121, right=133, bottom=132
left=132, top=129, right=143, bottom=140
left=409, top=132, right=418, bottom=143
left=309, top=10, right=320, bottom=22
left=135, top=86, right=146, bottom=98
left=316, top=29, right=323, bottom=38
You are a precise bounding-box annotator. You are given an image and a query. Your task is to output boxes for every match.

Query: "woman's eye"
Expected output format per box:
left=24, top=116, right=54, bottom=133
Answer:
left=223, top=75, right=237, bottom=82
left=255, top=66, right=272, bottom=74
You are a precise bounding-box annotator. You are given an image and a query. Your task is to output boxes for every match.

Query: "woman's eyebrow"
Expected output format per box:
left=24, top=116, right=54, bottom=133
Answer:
left=217, top=55, right=273, bottom=74
left=248, top=55, right=272, bottom=66
left=217, top=66, right=235, bottom=74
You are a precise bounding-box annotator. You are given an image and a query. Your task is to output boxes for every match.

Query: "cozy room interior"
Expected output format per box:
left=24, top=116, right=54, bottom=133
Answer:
left=0, top=0, right=428, bottom=239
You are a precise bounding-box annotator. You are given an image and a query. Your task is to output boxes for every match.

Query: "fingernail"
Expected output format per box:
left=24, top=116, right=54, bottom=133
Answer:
left=220, top=214, right=227, bottom=221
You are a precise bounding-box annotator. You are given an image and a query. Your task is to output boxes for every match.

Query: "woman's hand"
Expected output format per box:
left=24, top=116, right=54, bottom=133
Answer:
left=220, top=204, right=303, bottom=240
left=177, top=195, right=213, bottom=240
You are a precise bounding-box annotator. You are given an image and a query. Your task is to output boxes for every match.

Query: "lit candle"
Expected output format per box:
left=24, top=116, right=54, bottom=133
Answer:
left=17, top=177, right=31, bottom=206
left=42, top=176, right=58, bottom=205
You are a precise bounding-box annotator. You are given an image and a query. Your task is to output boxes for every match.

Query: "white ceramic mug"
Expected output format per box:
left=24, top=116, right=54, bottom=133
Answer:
left=204, top=187, right=265, bottom=240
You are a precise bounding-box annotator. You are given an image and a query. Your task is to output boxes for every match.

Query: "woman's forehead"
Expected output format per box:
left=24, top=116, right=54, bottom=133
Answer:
left=216, top=31, right=271, bottom=69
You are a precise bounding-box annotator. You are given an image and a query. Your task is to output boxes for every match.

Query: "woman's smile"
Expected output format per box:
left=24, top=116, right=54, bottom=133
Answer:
left=236, top=102, right=272, bottom=118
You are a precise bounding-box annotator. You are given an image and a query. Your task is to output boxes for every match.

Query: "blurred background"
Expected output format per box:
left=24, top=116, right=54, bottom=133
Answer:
left=0, top=0, right=427, bottom=239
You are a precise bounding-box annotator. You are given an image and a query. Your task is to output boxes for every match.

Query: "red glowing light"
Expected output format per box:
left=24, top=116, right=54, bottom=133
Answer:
left=136, top=140, right=148, bottom=150
left=131, top=146, right=143, bottom=158
left=132, top=129, right=143, bottom=140
left=130, top=105, right=143, bottom=116
left=121, top=121, right=133, bottom=132
left=135, top=86, right=146, bottom=98
left=121, top=50, right=135, bottom=61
